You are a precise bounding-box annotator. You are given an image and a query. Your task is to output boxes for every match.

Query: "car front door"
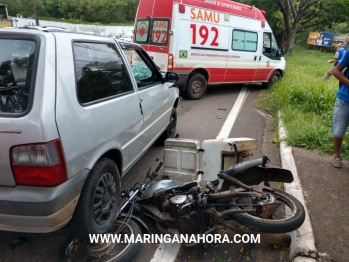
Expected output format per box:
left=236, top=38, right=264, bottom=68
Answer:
left=120, top=42, right=174, bottom=147
left=254, top=32, right=281, bottom=81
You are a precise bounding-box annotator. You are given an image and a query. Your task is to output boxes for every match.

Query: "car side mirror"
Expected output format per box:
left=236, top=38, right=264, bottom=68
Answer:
left=166, top=72, right=179, bottom=84
left=280, top=47, right=285, bottom=57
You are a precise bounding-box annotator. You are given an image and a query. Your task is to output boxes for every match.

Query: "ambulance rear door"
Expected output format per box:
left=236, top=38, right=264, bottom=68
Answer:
left=134, top=0, right=173, bottom=72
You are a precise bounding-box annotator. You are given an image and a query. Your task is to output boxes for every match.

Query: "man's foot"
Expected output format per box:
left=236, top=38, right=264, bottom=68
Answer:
left=332, top=156, right=342, bottom=168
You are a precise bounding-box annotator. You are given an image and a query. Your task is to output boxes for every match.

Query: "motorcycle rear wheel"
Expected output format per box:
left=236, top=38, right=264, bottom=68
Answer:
left=229, top=188, right=305, bottom=233
left=58, top=218, right=142, bottom=262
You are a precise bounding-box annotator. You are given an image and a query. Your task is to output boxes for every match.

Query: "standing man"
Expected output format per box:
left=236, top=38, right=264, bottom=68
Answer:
left=343, top=35, right=349, bottom=50
left=323, top=43, right=345, bottom=81
left=331, top=51, right=349, bottom=167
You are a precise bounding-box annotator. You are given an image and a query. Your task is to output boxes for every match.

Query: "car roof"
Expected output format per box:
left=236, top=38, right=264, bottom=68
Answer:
left=0, top=27, right=144, bottom=50
left=19, top=25, right=70, bottom=32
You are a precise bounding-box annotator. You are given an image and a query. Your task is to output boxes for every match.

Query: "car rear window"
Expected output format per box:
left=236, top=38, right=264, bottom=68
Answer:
left=135, top=18, right=170, bottom=46
left=0, top=38, right=37, bottom=115
left=135, top=19, right=150, bottom=44
left=149, top=19, right=169, bottom=46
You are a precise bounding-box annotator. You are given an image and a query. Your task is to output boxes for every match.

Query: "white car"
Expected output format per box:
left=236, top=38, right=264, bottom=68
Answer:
left=0, top=27, right=179, bottom=239
left=22, top=25, right=69, bottom=31
left=119, top=32, right=133, bottom=42
left=100, top=32, right=114, bottom=38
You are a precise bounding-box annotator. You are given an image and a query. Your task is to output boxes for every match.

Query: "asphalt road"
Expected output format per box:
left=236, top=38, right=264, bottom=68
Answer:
left=0, top=83, right=289, bottom=262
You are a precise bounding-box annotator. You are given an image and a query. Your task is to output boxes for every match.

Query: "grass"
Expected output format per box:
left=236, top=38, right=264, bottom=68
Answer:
left=257, top=45, right=349, bottom=159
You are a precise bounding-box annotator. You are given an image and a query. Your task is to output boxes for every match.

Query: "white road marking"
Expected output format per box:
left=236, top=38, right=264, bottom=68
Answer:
left=216, top=85, right=249, bottom=139
left=150, top=228, right=181, bottom=262
left=151, top=86, right=249, bottom=262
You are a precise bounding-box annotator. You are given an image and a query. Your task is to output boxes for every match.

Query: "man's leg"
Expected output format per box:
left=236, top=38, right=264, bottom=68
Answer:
left=323, top=67, right=334, bottom=80
left=332, top=137, right=343, bottom=168
left=333, top=137, right=343, bottom=157
left=332, top=98, right=349, bottom=167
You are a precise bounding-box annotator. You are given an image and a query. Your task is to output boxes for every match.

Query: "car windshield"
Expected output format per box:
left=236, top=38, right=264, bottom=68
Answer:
left=0, top=38, right=37, bottom=115
left=122, top=35, right=132, bottom=39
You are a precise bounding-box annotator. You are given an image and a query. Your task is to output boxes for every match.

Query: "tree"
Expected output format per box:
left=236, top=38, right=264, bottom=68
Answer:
left=272, top=0, right=326, bottom=52
left=33, top=0, right=39, bottom=25
left=240, top=0, right=349, bottom=53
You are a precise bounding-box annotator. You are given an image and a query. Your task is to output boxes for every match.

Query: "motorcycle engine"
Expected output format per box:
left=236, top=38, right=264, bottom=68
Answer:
left=169, top=195, right=188, bottom=217
left=169, top=195, right=200, bottom=235
left=151, top=188, right=201, bottom=235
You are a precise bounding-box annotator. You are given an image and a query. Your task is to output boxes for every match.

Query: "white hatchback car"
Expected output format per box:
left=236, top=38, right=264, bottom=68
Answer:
left=0, top=27, right=179, bottom=239
left=119, top=32, right=133, bottom=42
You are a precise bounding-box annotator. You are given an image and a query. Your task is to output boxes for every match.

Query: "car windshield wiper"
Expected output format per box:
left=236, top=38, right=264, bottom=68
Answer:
left=0, top=86, right=19, bottom=92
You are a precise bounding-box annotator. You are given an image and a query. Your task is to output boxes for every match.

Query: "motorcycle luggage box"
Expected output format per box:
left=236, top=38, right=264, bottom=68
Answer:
left=163, top=138, right=201, bottom=182
left=163, top=138, right=258, bottom=182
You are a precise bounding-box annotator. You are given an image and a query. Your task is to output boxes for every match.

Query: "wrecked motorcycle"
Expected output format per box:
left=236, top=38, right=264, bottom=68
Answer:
left=58, top=155, right=306, bottom=262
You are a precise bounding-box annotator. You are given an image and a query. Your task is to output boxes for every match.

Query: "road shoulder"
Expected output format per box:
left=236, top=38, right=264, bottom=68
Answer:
left=292, top=147, right=349, bottom=262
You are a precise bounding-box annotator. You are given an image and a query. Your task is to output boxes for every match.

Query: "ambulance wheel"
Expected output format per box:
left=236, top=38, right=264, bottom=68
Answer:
left=186, top=74, right=207, bottom=100
left=263, top=71, right=281, bottom=88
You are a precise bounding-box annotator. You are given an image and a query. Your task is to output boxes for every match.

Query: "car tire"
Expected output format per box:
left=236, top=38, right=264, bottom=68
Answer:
left=262, top=71, right=281, bottom=88
left=186, top=73, right=207, bottom=100
left=70, top=157, right=121, bottom=240
left=159, top=107, right=177, bottom=142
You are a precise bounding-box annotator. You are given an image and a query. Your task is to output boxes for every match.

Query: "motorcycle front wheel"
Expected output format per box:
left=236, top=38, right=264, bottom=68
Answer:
left=229, top=189, right=305, bottom=233
left=58, top=218, right=142, bottom=262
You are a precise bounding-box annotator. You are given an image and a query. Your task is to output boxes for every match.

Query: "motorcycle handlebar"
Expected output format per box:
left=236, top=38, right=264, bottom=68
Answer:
left=154, top=162, right=163, bottom=174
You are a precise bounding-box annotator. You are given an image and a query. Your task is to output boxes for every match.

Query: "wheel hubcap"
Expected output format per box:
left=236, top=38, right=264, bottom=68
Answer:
left=93, top=172, right=116, bottom=225
left=253, top=193, right=276, bottom=204
left=272, top=75, right=279, bottom=83
left=191, top=80, right=203, bottom=94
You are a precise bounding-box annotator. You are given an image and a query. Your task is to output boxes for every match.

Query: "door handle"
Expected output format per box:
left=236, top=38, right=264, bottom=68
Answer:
left=139, top=103, right=143, bottom=115
left=259, top=56, right=261, bottom=61
left=254, top=56, right=257, bottom=61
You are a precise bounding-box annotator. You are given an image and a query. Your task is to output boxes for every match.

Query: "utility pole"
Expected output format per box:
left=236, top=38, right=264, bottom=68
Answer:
left=33, top=0, right=39, bottom=25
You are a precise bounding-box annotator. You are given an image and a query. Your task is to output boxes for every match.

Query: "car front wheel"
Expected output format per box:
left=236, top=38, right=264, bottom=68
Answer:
left=186, top=73, right=207, bottom=100
left=262, top=71, right=281, bottom=88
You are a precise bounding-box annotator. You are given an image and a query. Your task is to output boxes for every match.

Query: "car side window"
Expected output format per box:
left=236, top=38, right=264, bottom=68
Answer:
left=122, top=46, right=161, bottom=89
left=73, top=42, right=134, bottom=104
left=232, top=30, right=258, bottom=52
left=263, top=32, right=280, bottom=60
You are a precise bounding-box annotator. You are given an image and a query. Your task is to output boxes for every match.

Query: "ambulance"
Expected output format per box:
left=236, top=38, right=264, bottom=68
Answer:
left=134, top=0, right=285, bottom=99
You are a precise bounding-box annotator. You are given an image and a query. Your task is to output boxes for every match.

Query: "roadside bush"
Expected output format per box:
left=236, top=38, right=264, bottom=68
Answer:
left=257, top=46, right=349, bottom=159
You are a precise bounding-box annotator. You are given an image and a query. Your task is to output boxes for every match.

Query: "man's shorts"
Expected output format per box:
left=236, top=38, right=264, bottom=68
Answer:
left=333, top=98, right=349, bottom=137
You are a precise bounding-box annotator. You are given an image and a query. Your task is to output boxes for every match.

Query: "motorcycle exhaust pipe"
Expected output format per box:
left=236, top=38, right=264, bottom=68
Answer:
left=224, top=157, right=264, bottom=176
